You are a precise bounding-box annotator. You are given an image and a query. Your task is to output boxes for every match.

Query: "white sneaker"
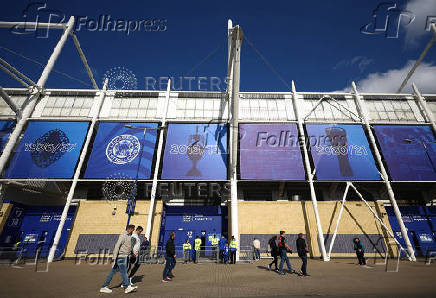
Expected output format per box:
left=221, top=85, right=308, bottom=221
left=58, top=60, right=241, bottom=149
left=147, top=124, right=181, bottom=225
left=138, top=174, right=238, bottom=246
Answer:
left=129, top=277, right=134, bottom=286
left=124, top=285, right=137, bottom=294
left=100, top=287, right=112, bottom=293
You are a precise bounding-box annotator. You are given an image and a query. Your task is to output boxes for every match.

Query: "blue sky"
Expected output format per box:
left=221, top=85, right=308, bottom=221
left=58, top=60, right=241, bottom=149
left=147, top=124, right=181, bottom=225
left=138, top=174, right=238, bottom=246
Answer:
left=0, top=0, right=435, bottom=93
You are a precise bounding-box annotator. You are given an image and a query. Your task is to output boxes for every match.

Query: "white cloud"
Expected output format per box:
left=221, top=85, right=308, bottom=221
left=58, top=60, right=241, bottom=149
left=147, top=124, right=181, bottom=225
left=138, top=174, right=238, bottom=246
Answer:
left=339, top=60, right=436, bottom=93
left=403, top=0, right=436, bottom=45
left=333, top=56, right=374, bottom=72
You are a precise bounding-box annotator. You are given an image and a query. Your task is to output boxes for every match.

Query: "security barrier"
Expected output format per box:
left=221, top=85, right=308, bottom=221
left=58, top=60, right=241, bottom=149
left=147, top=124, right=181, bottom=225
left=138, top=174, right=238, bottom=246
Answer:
left=238, top=246, right=254, bottom=263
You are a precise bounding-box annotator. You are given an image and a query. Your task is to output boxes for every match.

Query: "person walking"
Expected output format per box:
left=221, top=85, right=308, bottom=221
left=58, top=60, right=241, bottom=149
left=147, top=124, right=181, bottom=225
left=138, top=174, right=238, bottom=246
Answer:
left=218, top=235, right=227, bottom=263
left=194, top=236, right=201, bottom=263
left=100, top=225, right=137, bottom=294
left=162, top=232, right=176, bottom=283
left=296, top=233, right=310, bottom=276
left=183, top=239, right=192, bottom=264
left=229, top=236, right=237, bottom=264
left=353, top=237, right=366, bottom=265
left=127, top=226, right=143, bottom=285
left=278, top=231, right=300, bottom=276
left=267, top=236, right=279, bottom=271
left=253, top=238, right=261, bottom=261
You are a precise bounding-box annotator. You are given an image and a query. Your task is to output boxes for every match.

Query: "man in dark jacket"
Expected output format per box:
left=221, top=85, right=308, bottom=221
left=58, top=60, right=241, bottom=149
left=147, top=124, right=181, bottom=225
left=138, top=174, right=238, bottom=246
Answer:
left=296, top=233, right=310, bottom=276
left=353, top=237, right=366, bottom=265
left=267, top=236, right=279, bottom=271
left=162, top=232, right=176, bottom=283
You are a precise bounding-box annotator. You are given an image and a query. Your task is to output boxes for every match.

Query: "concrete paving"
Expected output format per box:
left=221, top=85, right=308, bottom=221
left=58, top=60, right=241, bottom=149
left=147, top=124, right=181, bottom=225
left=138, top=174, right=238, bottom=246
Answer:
left=0, top=257, right=435, bottom=297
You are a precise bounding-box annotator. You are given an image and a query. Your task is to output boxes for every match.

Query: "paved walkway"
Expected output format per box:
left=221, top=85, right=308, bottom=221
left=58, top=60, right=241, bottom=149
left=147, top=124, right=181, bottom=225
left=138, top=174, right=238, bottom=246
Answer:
left=1, top=258, right=435, bottom=297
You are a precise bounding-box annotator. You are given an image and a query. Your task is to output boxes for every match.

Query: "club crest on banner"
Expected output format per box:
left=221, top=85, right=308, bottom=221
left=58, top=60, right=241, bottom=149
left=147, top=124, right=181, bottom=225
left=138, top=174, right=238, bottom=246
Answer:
left=106, top=134, right=140, bottom=164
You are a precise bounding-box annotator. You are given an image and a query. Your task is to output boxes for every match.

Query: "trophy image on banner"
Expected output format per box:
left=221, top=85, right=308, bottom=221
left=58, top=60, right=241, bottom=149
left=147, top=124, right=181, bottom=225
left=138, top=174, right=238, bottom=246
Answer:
left=325, top=126, right=353, bottom=177
left=186, top=125, right=206, bottom=176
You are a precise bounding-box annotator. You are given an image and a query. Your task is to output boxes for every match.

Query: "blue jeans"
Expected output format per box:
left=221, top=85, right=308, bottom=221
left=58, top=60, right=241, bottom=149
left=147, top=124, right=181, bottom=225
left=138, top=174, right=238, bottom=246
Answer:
left=102, top=257, right=129, bottom=288
left=300, top=255, right=307, bottom=275
left=279, top=250, right=293, bottom=273
left=254, top=249, right=260, bottom=260
left=163, top=256, right=175, bottom=280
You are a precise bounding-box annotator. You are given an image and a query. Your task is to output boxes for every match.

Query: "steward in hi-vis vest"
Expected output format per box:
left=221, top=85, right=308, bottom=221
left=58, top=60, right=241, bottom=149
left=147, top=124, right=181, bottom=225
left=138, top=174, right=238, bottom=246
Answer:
left=211, top=234, right=219, bottom=261
left=183, top=239, right=192, bottom=263
left=211, top=235, right=219, bottom=246
left=229, top=236, right=237, bottom=264
left=194, top=236, right=201, bottom=263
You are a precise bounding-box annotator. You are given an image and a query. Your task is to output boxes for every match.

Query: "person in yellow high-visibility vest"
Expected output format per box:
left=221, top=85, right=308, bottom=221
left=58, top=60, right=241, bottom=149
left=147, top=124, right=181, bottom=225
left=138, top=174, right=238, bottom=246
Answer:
left=229, top=236, right=237, bottom=264
left=211, top=234, right=219, bottom=261
left=183, top=239, right=192, bottom=264
left=194, top=236, right=202, bottom=263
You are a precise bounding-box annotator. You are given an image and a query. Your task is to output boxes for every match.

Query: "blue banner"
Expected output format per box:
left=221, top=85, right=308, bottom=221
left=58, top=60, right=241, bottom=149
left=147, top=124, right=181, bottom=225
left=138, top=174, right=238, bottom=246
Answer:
left=161, top=123, right=227, bottom=180
left=0, top=120, right=15, bottom=154
left=306, top=124, right=380, bottom=180
left=239, top=123, right=305, bottom=180
left=3, top=121, right=89, bottom=178
left=373, top=125, right=436, bottom=181
left=158, top=205, right=227, bottom=257
left=84, top=122, right=158, bottom=179
left=0, top=203, right=76, bottom=258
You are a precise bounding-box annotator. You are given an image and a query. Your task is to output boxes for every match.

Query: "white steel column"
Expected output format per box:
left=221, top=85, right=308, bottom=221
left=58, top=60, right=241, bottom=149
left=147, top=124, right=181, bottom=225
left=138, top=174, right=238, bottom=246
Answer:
left=227, top=20, right=233, bottom=68
left=397, top=24, right=436, bottom=93
left=229, top=25, right=242, bottom=261
left=48, top=79, right=108, bottom=263
left=413, top=83, right=436, bottom=134
left=291, top=81, right=329, bottom=261
left=144, top=79, right=171, bottom=240
left=351, top=81, right=415, bottom=261
left=0, top=16, right=75, bottom=174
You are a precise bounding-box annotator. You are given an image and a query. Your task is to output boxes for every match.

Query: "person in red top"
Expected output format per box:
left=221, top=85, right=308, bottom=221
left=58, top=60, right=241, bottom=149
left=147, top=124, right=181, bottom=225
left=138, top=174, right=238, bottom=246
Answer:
left=278, top=231, right=300, bottom=276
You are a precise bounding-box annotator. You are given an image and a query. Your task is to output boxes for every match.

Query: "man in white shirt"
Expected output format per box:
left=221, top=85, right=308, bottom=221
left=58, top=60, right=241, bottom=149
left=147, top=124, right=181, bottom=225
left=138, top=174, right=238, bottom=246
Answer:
left=253, top=238, right=261, bottom=260
left=127, top=226, right=143, bottom=286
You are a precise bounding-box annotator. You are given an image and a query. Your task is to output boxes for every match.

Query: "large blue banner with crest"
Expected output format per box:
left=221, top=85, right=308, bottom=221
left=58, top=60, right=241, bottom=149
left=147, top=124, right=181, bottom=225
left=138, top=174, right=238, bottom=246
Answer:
left=161, top=123, right=228, bottom=180
left=3, top=121, right=89, bottom=178
left=84, top=122, right=158, bottom=179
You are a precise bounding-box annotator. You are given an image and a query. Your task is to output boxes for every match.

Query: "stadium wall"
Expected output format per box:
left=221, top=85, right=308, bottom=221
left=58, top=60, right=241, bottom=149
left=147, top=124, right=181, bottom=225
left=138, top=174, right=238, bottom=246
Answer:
left=64, top=200, right=163, bottom=258
left=238, top=201, right=396, bottom=258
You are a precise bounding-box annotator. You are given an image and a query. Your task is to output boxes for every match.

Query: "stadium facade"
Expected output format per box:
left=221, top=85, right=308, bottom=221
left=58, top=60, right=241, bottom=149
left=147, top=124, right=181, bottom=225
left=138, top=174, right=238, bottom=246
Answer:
left=0, top=19, right=436, bottom=263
